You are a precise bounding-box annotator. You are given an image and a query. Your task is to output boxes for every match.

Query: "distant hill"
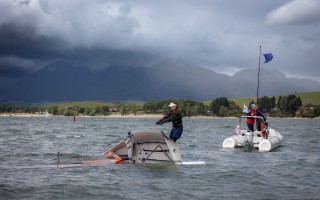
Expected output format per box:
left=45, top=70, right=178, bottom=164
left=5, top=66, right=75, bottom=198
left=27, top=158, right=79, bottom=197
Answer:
left=223, top=69, right=320, bottom=98
left=0, top=60, right=319, bottom=104
left=296, top=92, right=320, bottom=105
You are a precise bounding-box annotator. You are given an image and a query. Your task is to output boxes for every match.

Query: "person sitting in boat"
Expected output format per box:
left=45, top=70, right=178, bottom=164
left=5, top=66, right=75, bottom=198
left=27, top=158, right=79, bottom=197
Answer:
left=246, top=103, right=257, bottom=132
left=249, top=99, right=255, bottom=109
left=255, top=104, right=266, bottom=131
left=156, top=102, right=183, bottom=142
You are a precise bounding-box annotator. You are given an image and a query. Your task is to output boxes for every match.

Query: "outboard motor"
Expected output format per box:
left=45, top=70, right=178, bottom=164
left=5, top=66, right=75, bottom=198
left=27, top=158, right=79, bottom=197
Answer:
left=264, top=122, right=269, bottom=139
left=244, top=131, right=253, bottom=149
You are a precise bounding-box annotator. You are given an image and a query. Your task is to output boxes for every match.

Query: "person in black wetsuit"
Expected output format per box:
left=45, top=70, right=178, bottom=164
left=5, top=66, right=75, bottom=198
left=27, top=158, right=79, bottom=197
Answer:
left=156, top=102, right=183, bottom=142
left=255, top=104, right=266, bottom=131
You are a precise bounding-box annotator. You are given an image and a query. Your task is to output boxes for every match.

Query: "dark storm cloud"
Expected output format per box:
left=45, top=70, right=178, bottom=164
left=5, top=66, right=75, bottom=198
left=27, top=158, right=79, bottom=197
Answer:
left=0, top=56, right=33, bottom=77
left=0, top=0, right=319, bottom=84
left=69, top=47, right=160, bottom=72
left=0, top=22, right=71, bottom=59
left=0, top=55, right=36, bottom=88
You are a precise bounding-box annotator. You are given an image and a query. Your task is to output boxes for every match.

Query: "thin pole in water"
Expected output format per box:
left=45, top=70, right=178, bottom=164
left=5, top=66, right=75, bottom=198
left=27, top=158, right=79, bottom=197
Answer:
left=57, top=152, right=60, bottom=167
left=85, top=144, right=88, bottom=160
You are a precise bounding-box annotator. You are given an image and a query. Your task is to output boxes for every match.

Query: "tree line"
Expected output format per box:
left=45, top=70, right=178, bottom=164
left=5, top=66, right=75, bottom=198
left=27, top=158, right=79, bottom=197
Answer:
left=0, top=94, right=319, bottom=118
left=257, top=94, right=320, bottom=118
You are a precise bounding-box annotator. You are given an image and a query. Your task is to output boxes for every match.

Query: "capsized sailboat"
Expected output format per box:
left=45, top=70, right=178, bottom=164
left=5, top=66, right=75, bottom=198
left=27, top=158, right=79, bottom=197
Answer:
left=222, top=116, right=282, bottom=152
left=10, top=130, right=204, bottom=169
left=101, top=130, right=205, bottom=165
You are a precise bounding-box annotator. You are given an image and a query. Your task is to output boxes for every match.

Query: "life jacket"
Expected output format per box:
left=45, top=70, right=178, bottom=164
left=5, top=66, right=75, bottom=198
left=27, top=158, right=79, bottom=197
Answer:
left=246, top=110, right=256, bottom=124
left=261, top=122, right=266, bottom=137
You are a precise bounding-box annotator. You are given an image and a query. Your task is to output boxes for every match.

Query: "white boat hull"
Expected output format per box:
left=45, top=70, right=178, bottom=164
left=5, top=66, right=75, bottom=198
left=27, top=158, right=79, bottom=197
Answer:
left=103, top=130, right=182, bottom=164
left=223, top=128, right=282, bottom=152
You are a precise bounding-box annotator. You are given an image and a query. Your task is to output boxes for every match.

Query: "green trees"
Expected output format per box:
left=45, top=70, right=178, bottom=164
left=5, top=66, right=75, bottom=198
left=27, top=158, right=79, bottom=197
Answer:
left=0, top=104, right=46, bottom=114
left=178, top=100, right=206, bottom=116
left=0, top=104, right=14, bottom=112
left=46, top=105, right=110, bottom=116
left=119, top=104, right=129, bottom=116
left=129, top=104, right=139, bottom=115
left=211, top=97, right=229, bottom=116
left=143, top=101, right=162, bottom=113
left=48, top=105, right=59, bottom=115
left=258, top=96, right=276, bottom=112
left=288, top=96, right=302, bottom=116
left=210, top=97, right=241, bottom=117
left=297, top=104, right=320, bottom=118
left=94, top=105, right=110, bottom=115
left=257, top=95, right=303, bottom=117
left=275, top=94, right=302, bottom=117
left=0, top=93, right=318, bottom=117
left=142, top=100, right=207, bottom=116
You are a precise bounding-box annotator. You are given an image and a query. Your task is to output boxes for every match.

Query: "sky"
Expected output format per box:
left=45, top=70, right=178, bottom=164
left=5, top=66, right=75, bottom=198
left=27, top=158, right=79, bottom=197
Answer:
left=0, top=0, right=320, bottom=88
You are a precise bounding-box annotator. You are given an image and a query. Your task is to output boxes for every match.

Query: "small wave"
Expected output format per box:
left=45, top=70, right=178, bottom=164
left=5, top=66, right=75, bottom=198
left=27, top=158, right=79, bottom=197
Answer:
left=0, top=183, right=17, bottom=199
left=72, top=134, right=84, bottom=138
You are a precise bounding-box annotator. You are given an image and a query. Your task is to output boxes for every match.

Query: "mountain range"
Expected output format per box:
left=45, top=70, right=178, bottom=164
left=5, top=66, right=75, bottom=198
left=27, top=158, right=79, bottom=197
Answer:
left=1, top=61, right=319, bottom=104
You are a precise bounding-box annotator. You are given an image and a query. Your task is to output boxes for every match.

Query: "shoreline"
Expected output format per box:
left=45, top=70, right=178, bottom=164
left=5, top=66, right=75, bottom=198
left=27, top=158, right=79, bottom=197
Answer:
left=0, top=113, right=319, bottom=119
left=0, top=113, right=225, bottom=119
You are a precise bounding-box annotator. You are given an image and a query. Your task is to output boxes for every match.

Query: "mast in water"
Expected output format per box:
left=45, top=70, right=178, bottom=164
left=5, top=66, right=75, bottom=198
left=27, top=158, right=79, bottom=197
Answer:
left=256, top=45, right=262, bottom=104
left=256, top=46, right=273, bottom=104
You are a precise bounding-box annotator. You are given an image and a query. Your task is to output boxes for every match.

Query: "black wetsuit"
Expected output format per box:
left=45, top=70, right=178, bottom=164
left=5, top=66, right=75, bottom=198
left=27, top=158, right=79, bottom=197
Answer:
left=162, top=111, right=183, bottom=127
left=256, top=109, right=266, bottom=131
left=158, top=111, right=183, bottom=142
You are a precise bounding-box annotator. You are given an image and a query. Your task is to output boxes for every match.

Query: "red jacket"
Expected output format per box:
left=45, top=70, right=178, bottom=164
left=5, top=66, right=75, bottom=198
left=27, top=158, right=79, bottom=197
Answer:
left=246, top=110, right=256, bottom=124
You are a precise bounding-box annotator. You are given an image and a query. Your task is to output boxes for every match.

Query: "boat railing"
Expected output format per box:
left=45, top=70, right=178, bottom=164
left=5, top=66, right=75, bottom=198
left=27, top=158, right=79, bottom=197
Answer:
left=239, top=116, right=269, bottom=139
left=240, top=115, right=265, bottom=122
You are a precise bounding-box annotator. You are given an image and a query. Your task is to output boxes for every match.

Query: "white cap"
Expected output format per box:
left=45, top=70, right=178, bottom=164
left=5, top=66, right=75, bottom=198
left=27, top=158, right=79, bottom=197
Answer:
left=168, top=102, right=177, bottom=107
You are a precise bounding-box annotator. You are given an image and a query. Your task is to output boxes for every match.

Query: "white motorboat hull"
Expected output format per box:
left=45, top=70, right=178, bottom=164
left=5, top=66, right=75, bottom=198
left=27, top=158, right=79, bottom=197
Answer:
left=223, top=128, right=282, bottom=152
left=258, top=129, right=282, bottom=151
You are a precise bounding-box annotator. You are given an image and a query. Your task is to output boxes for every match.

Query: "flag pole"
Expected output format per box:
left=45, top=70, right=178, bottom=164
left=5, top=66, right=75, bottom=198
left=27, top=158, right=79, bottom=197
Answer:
left=256, top=45, right=262, bottom=104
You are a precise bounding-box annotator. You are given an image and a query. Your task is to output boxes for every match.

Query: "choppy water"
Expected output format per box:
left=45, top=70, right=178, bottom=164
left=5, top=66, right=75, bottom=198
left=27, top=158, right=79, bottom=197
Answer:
left=0, top=116, right=319, bottom=200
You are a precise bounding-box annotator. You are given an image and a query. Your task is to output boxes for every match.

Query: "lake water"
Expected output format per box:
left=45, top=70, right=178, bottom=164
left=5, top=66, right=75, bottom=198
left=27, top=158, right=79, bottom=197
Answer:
left=0, top=116, right=319, bottom=200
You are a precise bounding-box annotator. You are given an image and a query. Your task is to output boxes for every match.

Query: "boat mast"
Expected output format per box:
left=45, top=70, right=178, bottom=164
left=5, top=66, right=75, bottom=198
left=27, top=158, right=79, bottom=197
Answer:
left=256, top=45, right=262, bottom=104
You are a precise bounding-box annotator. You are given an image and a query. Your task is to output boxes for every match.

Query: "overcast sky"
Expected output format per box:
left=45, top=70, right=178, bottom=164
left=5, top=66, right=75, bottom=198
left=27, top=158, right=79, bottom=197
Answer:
left=0, top=0, right=319, bottom=88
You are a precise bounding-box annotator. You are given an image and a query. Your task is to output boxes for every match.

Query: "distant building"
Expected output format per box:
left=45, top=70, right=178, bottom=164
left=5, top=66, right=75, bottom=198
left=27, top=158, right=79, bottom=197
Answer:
left=109, top=108, right=118, bottom=112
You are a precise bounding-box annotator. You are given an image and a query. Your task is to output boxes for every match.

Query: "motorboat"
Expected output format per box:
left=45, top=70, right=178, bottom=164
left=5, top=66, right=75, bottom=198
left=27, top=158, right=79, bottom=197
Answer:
left=222, top=116, right=282, bottom=152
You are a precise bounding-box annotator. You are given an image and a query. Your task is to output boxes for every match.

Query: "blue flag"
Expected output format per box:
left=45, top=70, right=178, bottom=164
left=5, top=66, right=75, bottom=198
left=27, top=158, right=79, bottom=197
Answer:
left=263, top=53, right=273, bottom=63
